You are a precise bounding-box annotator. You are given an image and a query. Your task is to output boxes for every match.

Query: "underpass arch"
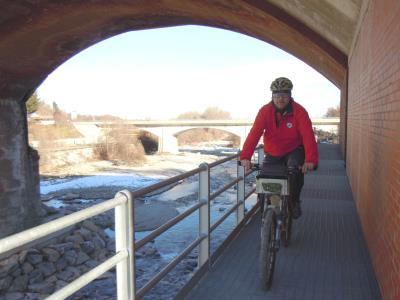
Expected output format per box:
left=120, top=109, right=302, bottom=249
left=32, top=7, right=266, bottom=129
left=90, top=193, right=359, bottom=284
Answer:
left=0, top=1, right=348, bottom=241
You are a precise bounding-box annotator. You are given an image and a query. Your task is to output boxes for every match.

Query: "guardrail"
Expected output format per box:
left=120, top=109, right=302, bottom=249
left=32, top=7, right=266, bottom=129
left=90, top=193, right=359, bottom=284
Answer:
left=0, top=146, right=264, bottom=299
left=0, top=191, right=134, bottom=299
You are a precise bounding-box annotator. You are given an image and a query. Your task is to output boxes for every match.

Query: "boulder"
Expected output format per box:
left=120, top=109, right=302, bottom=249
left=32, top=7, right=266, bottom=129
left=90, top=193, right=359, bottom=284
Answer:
left=41, top=248, right=60, bottom=262
left=0, top=254, right=19, bottom=277
left=9, top=275, right=28, bottom=292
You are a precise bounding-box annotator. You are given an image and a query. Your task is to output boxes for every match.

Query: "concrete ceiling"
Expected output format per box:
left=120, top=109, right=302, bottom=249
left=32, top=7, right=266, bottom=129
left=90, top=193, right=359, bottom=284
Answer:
left=266, top=0, right=366, bottom=54
left=0, top=1, right=368, bottom=100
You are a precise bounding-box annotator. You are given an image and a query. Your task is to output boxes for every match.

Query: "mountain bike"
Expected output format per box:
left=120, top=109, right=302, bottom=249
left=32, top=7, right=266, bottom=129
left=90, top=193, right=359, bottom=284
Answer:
left=255, top=164, right=298, bottom=290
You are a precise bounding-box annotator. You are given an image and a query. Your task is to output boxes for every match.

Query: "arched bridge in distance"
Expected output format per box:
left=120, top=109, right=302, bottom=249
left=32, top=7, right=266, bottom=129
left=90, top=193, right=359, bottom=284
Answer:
left=73, top=118, right=340, bottom=153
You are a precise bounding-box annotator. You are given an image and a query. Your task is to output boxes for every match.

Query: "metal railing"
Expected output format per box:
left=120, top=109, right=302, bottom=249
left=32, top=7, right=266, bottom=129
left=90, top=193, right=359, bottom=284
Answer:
left=0, top=146, right=265, bottom=300
left=0, top=190, right=134, bottom=299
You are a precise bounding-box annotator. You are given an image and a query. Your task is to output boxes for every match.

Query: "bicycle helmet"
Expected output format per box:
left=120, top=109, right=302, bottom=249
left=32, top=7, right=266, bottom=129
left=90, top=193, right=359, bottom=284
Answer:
left=270, top=77, right=293, bottom=93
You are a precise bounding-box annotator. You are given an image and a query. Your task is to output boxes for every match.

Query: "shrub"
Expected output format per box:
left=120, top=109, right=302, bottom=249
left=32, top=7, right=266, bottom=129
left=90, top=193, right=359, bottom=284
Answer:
left=93, top=124, right=146, bottom=164
left=176, top=128, right=239, bottom=147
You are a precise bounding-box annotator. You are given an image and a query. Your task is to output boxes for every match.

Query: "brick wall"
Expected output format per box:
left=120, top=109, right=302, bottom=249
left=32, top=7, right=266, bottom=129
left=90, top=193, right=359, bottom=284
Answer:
left=347, top=0, right=400, bottom=298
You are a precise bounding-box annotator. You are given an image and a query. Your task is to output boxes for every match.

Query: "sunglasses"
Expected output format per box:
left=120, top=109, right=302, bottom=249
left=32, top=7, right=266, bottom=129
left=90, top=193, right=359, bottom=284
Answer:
left=272, top=93, right=290, bottom=99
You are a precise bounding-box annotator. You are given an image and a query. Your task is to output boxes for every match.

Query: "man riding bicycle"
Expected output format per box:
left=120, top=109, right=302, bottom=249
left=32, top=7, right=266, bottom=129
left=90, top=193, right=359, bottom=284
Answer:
left=240, top=77, right=319, bottom=219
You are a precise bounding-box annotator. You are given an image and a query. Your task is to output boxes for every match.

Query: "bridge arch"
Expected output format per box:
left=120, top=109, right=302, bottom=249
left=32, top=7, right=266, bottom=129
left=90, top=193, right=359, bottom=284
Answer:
left=0, top=2, right=348, bottom=238
left=1, top=1, right=347, bottom=103
left=174, top=127, right=245, bottom=149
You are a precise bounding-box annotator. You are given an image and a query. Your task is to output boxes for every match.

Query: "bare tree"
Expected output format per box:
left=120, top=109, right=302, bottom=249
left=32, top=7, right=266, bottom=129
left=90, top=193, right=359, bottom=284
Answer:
left=324, top=105, right=340, bottom=117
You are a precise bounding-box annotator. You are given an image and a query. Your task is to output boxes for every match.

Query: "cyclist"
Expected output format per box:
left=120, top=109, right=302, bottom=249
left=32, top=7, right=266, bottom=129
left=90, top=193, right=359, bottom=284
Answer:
left=239, top=77, right=319, bottom=219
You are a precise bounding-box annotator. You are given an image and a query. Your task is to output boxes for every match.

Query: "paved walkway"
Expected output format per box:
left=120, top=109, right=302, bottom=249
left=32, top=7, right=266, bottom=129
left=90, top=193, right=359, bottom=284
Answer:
left=187, top=144, right=381, bottom=300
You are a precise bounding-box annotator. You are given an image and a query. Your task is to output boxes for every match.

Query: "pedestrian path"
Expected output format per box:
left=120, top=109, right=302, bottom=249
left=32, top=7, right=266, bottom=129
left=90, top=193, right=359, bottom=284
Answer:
left=186, top=144, right=381, bottom=300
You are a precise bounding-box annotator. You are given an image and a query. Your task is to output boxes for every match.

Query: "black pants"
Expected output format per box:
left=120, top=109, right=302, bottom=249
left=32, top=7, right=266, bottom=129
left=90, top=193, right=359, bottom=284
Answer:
left=260, top=146, right=305, bottom=204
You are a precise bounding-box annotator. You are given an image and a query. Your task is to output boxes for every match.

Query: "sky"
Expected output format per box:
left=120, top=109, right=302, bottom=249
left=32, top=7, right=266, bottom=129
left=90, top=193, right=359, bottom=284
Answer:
left=37, top=25, right=340, bottom=120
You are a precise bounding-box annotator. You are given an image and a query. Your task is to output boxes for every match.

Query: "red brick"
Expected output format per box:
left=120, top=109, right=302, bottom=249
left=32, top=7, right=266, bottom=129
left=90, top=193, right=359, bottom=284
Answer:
left=347, top=1, right=400, bottom=298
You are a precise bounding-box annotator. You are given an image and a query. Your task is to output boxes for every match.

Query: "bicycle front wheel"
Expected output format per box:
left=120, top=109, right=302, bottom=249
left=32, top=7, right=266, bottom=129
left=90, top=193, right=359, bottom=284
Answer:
left=259, top=208, right=277, bottom=290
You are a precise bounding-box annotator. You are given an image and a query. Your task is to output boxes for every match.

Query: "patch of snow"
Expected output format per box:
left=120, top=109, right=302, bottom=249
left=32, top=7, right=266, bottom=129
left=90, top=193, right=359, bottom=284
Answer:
left=40, top=173, right=166, bottom=195
left=156, top=181, right=198, bottom=201
left=104, top=228, right=115, bottom=239
left=44, top=199, right=65, bottom=208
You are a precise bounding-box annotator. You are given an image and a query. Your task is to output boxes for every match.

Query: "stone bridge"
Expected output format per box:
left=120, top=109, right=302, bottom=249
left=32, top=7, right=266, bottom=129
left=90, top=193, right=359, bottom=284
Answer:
left=74, top=118, right=340, bottom=153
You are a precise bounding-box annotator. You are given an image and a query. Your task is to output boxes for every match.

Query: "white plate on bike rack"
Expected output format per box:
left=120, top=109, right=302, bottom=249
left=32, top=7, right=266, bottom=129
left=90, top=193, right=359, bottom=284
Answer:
left=256, top=178, right=289, bottom=196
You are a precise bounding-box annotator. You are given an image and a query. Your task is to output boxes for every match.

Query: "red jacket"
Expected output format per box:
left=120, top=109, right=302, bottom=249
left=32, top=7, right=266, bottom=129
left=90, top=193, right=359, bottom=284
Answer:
left=240, top=100, right=319, bottom=165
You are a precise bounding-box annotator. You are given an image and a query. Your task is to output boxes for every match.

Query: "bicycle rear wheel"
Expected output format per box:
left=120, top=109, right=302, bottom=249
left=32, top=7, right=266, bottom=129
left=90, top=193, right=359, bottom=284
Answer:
left=260, top=208, right=277, bottom=290
left=282, top=198, right=292, bottom=247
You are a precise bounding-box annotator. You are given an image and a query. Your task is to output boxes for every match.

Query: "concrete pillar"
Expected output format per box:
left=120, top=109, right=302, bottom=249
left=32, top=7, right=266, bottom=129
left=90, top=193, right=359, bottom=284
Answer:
left=158, top=128, right=179, bottom=153
left=0, top=99, right=41, bottom=238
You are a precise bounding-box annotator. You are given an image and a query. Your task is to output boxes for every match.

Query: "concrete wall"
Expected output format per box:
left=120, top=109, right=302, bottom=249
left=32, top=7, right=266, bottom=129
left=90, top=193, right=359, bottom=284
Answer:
left=0, top=100, right=41, bottom=238
left=347, top=0, right=400, bottom=298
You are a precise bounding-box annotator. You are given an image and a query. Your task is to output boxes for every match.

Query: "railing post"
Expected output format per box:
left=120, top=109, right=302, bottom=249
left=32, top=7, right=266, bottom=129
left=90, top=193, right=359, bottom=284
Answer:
left=257, top=146, right=264, bottom=165
left=198, top=163, right=210, bottom=268
left=115, top=190, right=135, bottom=300
left=237, top=162, right=245, bottom=223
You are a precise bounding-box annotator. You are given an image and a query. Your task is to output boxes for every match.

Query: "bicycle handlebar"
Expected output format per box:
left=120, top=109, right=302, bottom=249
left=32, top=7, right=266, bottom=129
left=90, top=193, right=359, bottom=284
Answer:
left=238, top=161, right=317, bottom=173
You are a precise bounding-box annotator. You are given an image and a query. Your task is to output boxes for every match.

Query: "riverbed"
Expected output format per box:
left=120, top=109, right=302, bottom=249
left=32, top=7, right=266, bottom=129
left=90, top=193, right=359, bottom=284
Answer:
left=39, top=147, right=258, bottom=299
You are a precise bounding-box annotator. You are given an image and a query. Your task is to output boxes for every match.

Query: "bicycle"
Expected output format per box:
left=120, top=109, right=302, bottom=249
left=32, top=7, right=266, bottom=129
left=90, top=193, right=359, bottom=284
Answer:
left=254, top=164, right=299, bottom=290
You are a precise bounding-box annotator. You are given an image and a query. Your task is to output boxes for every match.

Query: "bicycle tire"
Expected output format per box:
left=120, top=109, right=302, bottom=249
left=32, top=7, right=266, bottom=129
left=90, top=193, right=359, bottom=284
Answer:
left=282, top=200, right=292, bottom=247
left=260, top=208, right=277, bottom=290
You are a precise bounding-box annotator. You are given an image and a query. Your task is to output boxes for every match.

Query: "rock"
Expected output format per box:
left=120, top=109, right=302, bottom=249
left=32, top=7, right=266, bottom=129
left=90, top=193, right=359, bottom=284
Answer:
left=81, top=241, right=95, bottom=255
left=64, top=234, right=84, bottom=245
left=18, top=251, right=28, bottom=264
left=38, top=262, right=56, bottom=277
left=41, top=248, right=60, bottom=262
left=55, top=280, right=68, bottom=290
left=0, top=254, right=19, bottom=277
left=93, top=249, right=108, bottom=261
left=96, top=271, right=114, bottom=280
left=21, top=262, right=34, bottom=275
left=28, top=281, right=55, bottom=294
left=23, top=293, right=41, bottom=300
left=41, top=204, right=58, bottom=215
left=28, top=269, right=43, bottom=285
left=26, top=250, right=43, bottom=265
left=77, top=265, right=89, bottom=275
left=56, top=266, right=80, bottom=282
left=75, top=251, right=90, bottom=265
left=84, top=260, right=99, bottom=269
left=75, top=227, right=92, bottom=241
left=10, top=268, right=21, bottom=278
left=61, top=192, right=80, bottom=200
left=49, top=242, right=74, bottom=255
left=0, top=276, right=13, bottom=292
left=63, top=250, right=78, bottom=265
left=45, top=275, right=58, bottom=284
left=4, top=292, right=24, bottom=300
left=93, top=214, right=114, bottom=228
left=143, top=247, right=158, bottom=257
left=55, top=257, right=68, bottom=272
left=106, top=240, right=115, bottom=252
left=92, top=234, right=106, bottom=249
left=9, top=275, right=28, bottom=292
left=41, top=194, right=55, bottom=201
left=82, top=220, right=101, bottom=233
